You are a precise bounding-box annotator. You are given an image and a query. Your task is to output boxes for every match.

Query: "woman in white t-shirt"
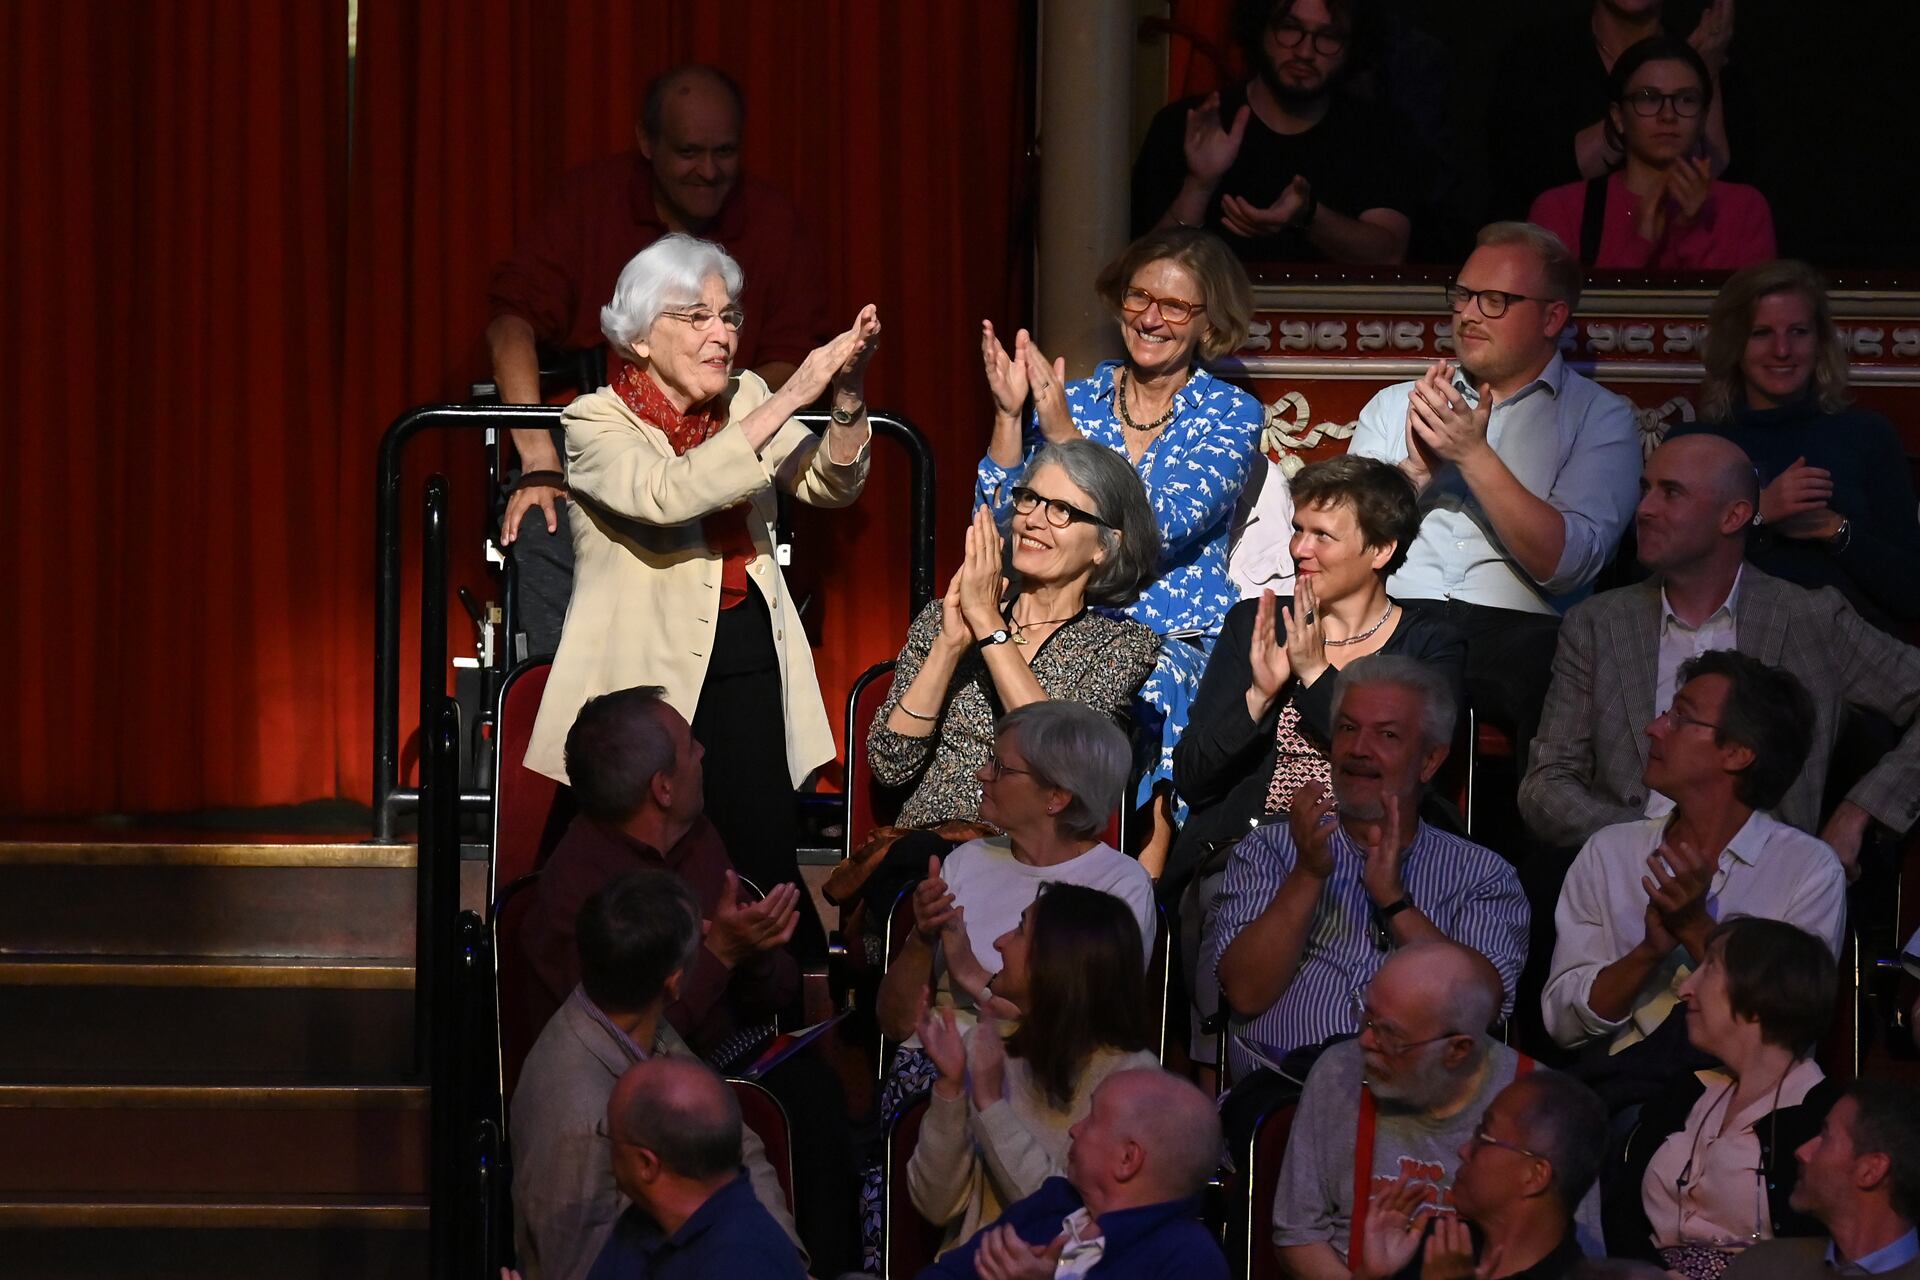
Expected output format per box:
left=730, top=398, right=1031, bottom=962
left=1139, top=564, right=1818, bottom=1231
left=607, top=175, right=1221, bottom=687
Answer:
left=874, top=699, right=1156, bottom=1043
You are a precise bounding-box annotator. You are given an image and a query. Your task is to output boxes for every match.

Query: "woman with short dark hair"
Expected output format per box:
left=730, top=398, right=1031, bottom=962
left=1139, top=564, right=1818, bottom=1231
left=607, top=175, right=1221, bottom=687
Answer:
left=1607, top=916, right=1841, bottom=1277
left=1165, top=454, right=1464, bottom=1074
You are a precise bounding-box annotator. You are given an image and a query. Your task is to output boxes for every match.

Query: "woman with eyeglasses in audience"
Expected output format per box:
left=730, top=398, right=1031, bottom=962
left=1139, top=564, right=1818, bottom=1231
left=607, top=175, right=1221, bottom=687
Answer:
left=975, top=228, right=1264, bottom=879
left=1529, top=35, right=1773, bottom=271
left=1677, top=259, right=1920, bottom=631
left=823, top=442, right=1159, bottom=942
left=854, top=704, right=1157, bottom=1271
left=907, top=883, right=1159, bottom=1258
left=1604, top=916, right=1841, bottom=1278
left=522, top=234, right=879, bottom=956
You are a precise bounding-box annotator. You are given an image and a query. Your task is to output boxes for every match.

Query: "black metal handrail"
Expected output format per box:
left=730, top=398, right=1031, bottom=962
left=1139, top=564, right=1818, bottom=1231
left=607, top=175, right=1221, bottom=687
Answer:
left=373, top=402, right=936, bottom=840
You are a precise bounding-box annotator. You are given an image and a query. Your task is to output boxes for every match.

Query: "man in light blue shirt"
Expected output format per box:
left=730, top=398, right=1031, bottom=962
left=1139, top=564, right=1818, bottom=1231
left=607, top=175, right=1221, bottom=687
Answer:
left=1348, top=221, right=1640, bottom=763
left=1724, top=1081, right=1920, bottom=1278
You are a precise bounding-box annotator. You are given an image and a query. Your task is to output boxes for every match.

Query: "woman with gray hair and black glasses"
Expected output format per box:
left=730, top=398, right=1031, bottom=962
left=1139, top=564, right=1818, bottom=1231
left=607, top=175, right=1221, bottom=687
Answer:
left=524, top=232, right=879, bottom=957
left=826, top=441, right=1161, bottom=935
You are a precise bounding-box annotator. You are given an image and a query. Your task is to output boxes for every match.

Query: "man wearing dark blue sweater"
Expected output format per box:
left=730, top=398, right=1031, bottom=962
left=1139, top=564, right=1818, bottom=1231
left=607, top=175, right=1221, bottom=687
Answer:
left=917, top=1068, right=1227, bottom=1280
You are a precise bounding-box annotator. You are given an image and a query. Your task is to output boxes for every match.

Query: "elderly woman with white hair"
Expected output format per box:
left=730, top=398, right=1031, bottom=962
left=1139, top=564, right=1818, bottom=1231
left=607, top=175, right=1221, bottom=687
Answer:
left=524, top=233, right=880, bottom=953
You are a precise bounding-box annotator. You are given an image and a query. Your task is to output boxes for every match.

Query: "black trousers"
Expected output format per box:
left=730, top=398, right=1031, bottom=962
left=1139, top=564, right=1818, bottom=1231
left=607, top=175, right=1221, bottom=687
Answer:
left=1423, top=599, right=1562, bottom=765
left=691, top=587, right=826, bottom=961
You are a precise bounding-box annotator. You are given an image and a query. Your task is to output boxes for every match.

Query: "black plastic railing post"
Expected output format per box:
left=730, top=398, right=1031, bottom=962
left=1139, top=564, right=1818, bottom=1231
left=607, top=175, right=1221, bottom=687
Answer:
left=422, top=697, right=462, bottom=1279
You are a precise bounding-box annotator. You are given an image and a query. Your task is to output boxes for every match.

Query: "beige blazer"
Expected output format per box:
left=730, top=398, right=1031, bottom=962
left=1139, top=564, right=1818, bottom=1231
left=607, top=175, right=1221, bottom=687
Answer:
left=523, top=371, right=870, bottom=785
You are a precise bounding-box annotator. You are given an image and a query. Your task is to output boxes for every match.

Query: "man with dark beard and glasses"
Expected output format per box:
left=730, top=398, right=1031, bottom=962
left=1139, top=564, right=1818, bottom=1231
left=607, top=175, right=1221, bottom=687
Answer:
left=1130, top=0, right=1416, bottom=264
left=1201, top=655, right=1528, bottom=1083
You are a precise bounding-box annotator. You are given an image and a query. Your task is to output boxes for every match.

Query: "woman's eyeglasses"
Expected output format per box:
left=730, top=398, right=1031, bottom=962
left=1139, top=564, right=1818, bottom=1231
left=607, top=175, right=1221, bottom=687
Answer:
left=1120, top=287, right=1206, bottom=325
left=660, top=306, right=746, bottom=332
left=982, top=755, right=1036, bottom=782
left=1620, top=87, right=1706, bottom=118
left=1010, top=486, right=1114, bottom=530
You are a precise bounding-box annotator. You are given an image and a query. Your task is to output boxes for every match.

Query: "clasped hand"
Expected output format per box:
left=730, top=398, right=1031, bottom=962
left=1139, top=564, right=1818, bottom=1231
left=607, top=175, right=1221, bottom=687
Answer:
left=1406, top=361, right=1490, bottom=471
left=937, top=506, right=1011, bottom=649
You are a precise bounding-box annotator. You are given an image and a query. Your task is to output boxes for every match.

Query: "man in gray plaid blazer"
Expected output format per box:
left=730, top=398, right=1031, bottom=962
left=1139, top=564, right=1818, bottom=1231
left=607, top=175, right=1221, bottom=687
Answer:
left=1520, top=434, right=1920, bottom=875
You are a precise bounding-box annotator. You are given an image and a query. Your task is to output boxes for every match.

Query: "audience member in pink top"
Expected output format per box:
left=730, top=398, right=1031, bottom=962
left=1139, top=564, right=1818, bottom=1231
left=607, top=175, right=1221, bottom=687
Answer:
left=1529, top=35, right=1774, bottom=272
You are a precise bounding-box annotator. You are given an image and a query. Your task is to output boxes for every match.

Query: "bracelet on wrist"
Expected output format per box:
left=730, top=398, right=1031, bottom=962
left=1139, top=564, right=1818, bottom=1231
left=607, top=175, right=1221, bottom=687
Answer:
left=896, top=700, right=939, bottom=723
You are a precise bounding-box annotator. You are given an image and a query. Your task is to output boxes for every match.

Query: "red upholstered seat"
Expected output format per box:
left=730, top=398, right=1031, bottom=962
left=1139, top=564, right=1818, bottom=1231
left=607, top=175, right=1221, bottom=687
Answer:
left=491, top=658, right=573, bottom=891
left=1243, top=1103, right=1298, bottom=1280
left=728, top=1077, right=797, bottom=1216
left=882, top=1091, right=941, bottom=1279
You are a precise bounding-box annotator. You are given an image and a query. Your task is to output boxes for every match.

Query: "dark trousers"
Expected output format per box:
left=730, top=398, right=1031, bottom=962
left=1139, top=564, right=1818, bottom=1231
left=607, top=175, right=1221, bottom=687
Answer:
left=761, top=1048, right=860, bottom=1273
left=503, top=493, right=575, bottom=662
left=692, top=587, right=826, bottom=961
left=1425, top=600, right=1562, bottom=764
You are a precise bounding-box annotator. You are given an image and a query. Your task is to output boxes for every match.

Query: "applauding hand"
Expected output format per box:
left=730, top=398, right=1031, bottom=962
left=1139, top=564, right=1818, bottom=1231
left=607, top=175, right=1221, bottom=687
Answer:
left=1282, top=576, right=1330, bottom=688
left=704, top=872, right=801, bottom=966
left=1246, top=589, right=1295, bottom=720
left=957, top=506, right=1010, bottom=640
left=1183, top=91, right=1250, bottom=187
left=1017, top=339, right=1075, bottom=444
left=981, top=321, right=1032, bottom=421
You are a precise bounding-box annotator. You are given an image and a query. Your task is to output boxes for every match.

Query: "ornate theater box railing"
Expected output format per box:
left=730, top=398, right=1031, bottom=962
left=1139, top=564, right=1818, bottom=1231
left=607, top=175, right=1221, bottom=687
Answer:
left=1219, top=281, right=1920, bottom=478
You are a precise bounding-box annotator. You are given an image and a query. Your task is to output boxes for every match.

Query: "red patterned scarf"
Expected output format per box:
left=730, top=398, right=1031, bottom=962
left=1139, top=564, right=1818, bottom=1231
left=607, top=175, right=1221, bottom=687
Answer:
left=612, top=361, right=755, bottom=609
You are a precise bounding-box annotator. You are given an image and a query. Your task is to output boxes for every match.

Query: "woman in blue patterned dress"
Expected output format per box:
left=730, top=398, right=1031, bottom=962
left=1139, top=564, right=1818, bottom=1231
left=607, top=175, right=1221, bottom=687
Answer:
left=976, top=228, right=1263, bottom=876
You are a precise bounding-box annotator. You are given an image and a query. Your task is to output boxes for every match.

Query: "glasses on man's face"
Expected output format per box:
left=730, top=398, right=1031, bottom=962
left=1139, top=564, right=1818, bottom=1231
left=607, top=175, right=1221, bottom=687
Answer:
left=1467, top=1123, right=1546, bottom=1162
left=1350, top=991, right=1461, bottom=1056
left=1269, top=18, right=1348, bottom=56
left=982, top=755, right=1036, bottom=782
left=1120, top=287, right=1206, bottom=325
left=660, top=305, right=746, bottom=332
left=1010, top=486, right=1115, bottom=530
left=1621, top=87, right=1706, bottom=119
left=1654, top=705, right=1721, bottom=734
left=1444, top=284, right=1550, bottom=320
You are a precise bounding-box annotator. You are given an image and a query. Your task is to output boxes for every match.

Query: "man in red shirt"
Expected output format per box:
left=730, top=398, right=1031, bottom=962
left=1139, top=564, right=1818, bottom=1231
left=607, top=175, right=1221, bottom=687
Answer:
left=485, top=64, right=829, bottom=657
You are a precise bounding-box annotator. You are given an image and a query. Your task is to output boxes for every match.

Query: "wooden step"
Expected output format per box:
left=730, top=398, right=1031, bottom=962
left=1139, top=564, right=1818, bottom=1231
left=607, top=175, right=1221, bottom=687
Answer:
left=0, top=955, right=413, bottom=989
left=0, top=981, right=416, bottom=1080
left=0, top=841, right=487, bottom=958
left=0, top=1200, right=428, bottom=1280
left=0, top=1086, right=428, bottom=1197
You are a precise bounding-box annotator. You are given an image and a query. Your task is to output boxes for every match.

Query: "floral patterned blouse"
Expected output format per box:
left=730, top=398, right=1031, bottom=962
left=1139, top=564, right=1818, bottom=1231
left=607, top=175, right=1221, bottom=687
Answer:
left=973, top=360, right=1263, bottom=641
left=867, top=600, right=1160, bottom=831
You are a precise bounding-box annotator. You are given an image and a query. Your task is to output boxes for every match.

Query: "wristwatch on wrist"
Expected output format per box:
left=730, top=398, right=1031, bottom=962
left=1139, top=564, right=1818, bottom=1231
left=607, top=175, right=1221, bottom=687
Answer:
left=830, top=394, right=864, bottom=426
left=980, top=628, right=1012, bottom=647
left=1827, top=518, right=1853, bottom=552
left=1376, top=894, right=1415, bottom=921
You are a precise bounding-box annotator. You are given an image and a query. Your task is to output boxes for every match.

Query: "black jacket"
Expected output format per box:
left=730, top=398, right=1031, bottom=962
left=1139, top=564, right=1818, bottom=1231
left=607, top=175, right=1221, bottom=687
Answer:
left=1163, top=596, right=1466, bottom=895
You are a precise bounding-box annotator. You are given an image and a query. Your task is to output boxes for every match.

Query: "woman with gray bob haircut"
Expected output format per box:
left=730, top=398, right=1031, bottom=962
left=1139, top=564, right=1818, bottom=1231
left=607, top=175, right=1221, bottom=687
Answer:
left=995, top=700, right=1133, bottom=839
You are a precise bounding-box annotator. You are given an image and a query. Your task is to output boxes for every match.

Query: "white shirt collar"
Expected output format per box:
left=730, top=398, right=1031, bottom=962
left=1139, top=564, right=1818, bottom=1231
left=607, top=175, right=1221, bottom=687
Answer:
left=1661, top=564, right=1745, bottom=632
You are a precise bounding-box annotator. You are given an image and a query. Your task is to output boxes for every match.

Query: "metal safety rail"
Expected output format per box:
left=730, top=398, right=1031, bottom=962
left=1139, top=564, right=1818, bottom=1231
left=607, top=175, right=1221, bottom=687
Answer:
left=373, top=402, right=936, bottom=841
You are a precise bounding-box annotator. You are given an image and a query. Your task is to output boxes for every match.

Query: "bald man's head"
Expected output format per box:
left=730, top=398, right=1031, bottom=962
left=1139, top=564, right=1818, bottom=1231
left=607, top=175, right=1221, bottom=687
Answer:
left=1362, top=943, right=1499, bottom=1108
left=1376, top=942, right=1503, bottom=1037
left=1636, top=435, right=1758, bottom=574
left=636, top=65, right=743, bottom=230
left=1067, top=1068, right=1221, bottom=1210
left=610, top=1055, right=742, bottom=1183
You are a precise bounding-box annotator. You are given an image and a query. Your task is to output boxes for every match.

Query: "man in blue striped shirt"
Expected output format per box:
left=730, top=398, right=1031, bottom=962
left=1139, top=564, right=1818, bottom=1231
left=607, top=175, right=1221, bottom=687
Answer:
left=1202, top=655, right=1530, bottom=1081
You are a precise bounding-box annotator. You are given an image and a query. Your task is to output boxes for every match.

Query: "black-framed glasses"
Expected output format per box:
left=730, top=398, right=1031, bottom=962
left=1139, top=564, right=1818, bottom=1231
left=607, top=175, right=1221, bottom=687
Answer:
left=660, top=305, right=745, bottom=331
left=1445, top=283, right=1550, bottom=320
left=982, top=755, right=1036, bottom=782
left=1269, top=17, right=1348, bottom=56
left=1120, top=286, right=1206, bottom=325
left=1621, top=87, right=1706, bottom=119
left=1010, top=486, right=1114, bottom=530
left=1350, top=991, right=1461, bottom=1056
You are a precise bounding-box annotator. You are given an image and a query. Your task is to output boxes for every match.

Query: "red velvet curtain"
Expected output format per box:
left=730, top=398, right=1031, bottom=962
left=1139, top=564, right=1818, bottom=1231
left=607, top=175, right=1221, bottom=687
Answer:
left=2, top=0, right=349, bottom=816
left=5, top=1, right=1030, bottom=815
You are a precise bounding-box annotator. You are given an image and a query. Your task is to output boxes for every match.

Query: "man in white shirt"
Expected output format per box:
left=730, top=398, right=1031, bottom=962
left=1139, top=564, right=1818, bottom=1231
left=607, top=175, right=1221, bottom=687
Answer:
left=1543, top=649, right=1847, bottom=1062
left=1347, top=220, right=1641, bottom=762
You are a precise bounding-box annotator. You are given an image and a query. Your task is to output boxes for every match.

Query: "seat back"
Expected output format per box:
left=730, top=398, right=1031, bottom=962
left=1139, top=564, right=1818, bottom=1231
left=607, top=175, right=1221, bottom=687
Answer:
left=1818, top=930, right=1862, bottom=1085
left=1244, top=1102, right=1298, bottom=1280
left=728, top=1077, right=797, bottom=1216
left=883, top=1090, right=942, bottom=1279
left=877, top=883, right=921, bottom=1080
left=846, top=661, right=902, bottom=858
left=1150, top=903, right=1173, bottom=1062
left=492, top=659, right=573, bottom=890
left=493, top=871, right=545, bottom=1105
